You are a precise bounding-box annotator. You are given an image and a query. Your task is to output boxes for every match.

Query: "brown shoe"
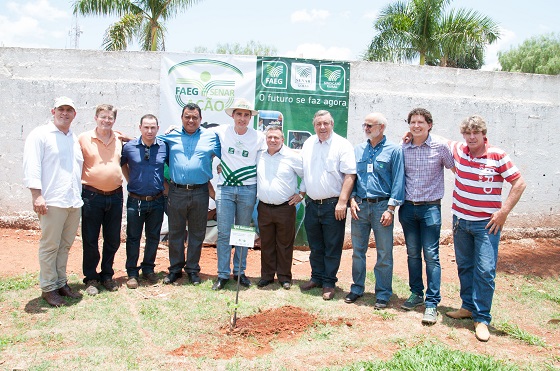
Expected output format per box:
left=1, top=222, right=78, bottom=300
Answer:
left=300, top=280, right=322, bottom=291
left=58, top=284, right=82, bottom=299
left=446, top=307, right=472, bottom=319
left=41, top=290, right=65, bottom=307
left=126, top=277, right=139, bottom=289
left=322, top=287, right=335, bottom=300
left=474, top=322, right=490, bottom=342
left=102, top=279, right=119, bottom=292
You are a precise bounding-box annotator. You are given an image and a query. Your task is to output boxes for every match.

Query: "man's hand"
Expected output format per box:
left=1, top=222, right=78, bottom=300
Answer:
left=335, top=200, right=348, bottom=221
left=350, top=198, right=360, bottom=220
left=31, top=191, right=47, bottom=215
left=165, top=125, right=180, bottom=134
left=402, top=131, right=413, bottom=144
left=486, top=209, right=508, bottom=235
left=288, top=193, right=304, bottom=206
left=380, top=210, right=393, bottom=227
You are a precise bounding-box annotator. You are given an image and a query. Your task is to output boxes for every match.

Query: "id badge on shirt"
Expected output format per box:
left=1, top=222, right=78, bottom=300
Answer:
left=367, top=163, right=374, bottom=173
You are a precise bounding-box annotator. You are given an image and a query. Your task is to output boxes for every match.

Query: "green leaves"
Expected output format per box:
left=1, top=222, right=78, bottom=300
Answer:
left=498, top=33, right=560, bottom=75
left=365, top=0, right=500, bottom=70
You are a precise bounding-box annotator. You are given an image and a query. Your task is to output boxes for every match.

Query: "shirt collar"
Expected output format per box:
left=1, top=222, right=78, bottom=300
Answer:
left=367, top=136, right=386, bottom=149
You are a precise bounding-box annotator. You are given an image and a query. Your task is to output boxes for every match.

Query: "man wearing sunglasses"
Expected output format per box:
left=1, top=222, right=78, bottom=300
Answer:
left=346, top=113, right=405, bottom=309
left=121, top=114, right=167, bottom=289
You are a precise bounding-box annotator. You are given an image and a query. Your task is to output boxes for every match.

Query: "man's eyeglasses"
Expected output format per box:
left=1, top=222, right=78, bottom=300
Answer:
left=144, top=147, right=150, bottom=161
left=362, top=123, right=381, bottom=129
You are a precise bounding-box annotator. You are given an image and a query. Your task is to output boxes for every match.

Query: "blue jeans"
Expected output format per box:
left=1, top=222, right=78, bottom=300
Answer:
left=453, top=215, right=501, bottom=325
left=350, top=199, right=394, bottom=301
left=216, top=184, right=257, bottom=279
left=81, top=189, right=123, bottom=283
left=399, top=203, right=442, bottom=308
left=303, top=199, right=345, bottom=288
left=167, top=184, right=209, bottom=274
left=125, top=196, right=165, bottom=277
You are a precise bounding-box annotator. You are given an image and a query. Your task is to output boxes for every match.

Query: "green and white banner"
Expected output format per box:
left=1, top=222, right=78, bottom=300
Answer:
left=159, top=54, right=350, bottom=138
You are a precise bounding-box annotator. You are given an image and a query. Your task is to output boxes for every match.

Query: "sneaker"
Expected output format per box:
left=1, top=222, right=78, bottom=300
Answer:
left=102, top=279, right=118, bottom=292
left=126, top=277, right=139, bottom=289
left=422, top=307, right=438, bottom=325
left=85, top=280, right=99, bottom=296
left=374, top=299, right=388, bottom=310
left=401, top=293, right=424, bottom=311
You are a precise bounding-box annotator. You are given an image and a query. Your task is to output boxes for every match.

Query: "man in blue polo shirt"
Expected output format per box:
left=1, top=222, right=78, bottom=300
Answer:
left=121, top=114, right=167, bottom=289
left=159, top=103, right=221, bottom=285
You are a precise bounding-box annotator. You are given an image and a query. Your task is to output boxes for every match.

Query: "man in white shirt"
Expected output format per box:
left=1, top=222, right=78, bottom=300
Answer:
left=256, top=125, right=304, bottom=290
left=299, top=110, right=357, bottom=300
left=212, top=98, right=266, bottom=290
left=23, top=97, right=84, bottom=307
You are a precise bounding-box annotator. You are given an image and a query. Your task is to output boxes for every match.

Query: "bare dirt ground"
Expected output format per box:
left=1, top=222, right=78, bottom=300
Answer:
left=1, top=227, right=560, bottom=368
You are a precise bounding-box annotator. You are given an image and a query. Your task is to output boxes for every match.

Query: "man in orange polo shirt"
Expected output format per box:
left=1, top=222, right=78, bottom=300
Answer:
left=78, top=104, right=124, bottom=296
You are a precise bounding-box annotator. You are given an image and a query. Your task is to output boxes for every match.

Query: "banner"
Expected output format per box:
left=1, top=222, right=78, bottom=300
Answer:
left=159, top=54, right=257, bottom=129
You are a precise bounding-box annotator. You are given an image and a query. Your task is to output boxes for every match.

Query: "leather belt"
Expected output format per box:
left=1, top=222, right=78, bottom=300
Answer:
left=260, top=201, right=290, bottom=208
left=308, top=196, right=338, bottom=205
left=170, top=181, right=205, bottom=190
left=83, top=185, right=122, bottom=196
left=364, top=197, right=390, bottom=203
left=128, top=192, right=163, bottom=202
left=405, top=199, right=441, bottom=206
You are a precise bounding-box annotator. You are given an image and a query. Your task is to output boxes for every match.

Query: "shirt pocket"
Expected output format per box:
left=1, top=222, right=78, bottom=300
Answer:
left=356, top=160, right=368, bottom=174
left=325, top=157, right=338, bottom=173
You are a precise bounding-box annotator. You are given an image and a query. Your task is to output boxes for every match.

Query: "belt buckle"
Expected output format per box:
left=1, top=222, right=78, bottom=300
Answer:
left=145, top=195, right=154, bottom=201
left=186, top=184, right=194, bottom=190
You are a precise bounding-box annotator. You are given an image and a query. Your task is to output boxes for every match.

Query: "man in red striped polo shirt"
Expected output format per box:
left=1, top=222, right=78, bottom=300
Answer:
left=446, top=115, right=526, bottom=342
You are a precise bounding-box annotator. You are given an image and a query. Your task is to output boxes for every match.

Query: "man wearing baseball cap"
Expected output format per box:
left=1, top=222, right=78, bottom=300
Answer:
left=23, top=97, right=84, bottom=307
left=212, top=98, right=266, bottom=290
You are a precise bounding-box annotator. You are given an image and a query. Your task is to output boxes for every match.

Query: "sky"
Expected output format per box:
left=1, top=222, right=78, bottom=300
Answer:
left=1, top=0, right=559, bottom=70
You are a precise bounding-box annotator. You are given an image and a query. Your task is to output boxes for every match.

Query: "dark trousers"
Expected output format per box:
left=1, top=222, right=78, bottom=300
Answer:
left=303, top=199, right=346, bottom=288
left=125, top=196, right=165, bottom=277
left=257, top=202, right=296, bottom=282
left=167, top=184, right=209, bottom=274
left=81, top=189, right=123, bottom=283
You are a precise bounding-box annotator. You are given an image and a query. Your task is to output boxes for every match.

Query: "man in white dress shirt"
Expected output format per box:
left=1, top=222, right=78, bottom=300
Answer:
left=256, top=125, right=304, bottom=290
left=23, top=96, right=84, bottom=307
left=299, top=110, right=356, bottom=300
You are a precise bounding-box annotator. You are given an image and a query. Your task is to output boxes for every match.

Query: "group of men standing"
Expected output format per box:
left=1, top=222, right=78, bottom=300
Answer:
left=23, top=96, right=525, bottom=343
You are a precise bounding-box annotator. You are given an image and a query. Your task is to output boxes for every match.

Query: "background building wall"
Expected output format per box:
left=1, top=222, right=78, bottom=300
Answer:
left=1, top=47, right=558, bottom=231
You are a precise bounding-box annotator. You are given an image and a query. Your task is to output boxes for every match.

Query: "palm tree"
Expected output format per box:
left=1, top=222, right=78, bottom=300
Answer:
left=73, top=0, right=201, bottom=51
left=364, top=0, right=500, bottom=69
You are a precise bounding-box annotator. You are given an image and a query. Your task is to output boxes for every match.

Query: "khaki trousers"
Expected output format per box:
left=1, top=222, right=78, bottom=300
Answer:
left=38, top=206, right=81, bottom=292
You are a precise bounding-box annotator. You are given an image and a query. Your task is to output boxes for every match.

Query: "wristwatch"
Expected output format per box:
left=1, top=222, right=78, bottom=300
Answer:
left=386, top=209, right=395, bottom=215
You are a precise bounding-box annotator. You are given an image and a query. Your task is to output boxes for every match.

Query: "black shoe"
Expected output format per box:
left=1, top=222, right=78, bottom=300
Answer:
left=257, top=279, right=274, bottom=288
left=163, top=272, right=182, bottom=285
left=280, top=281, right=292, bottom=290
left=143, top=272, right=159, bottom=284
left=344, top=292, right=363, bottom=304
left=187, top=272, right=201, bottom=286
left=212, top=278, right=229, bottom=291
left=233, top=274, right=252, bottom=287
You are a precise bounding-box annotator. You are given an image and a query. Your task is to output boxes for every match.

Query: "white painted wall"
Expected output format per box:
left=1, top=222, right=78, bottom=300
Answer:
left=1, top=47, right=558, bottom=230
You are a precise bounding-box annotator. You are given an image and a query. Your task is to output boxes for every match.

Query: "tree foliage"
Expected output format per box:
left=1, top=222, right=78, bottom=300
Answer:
left=73, top=0, right=201, bottom=51
left=194, top=41, right=277, bottom=56
left=498, top=33, right=560, bottom=75
left=364, top=0, right=500, bottom=69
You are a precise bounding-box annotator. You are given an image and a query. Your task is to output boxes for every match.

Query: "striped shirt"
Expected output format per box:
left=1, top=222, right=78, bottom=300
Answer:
left=402, top=134, right=454, bottom=202
left=449, top=140, right=521, bottom=221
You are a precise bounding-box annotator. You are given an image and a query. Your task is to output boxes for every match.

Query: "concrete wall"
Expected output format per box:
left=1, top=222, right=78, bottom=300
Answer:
left=1, top=47, right=558, bottom=231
